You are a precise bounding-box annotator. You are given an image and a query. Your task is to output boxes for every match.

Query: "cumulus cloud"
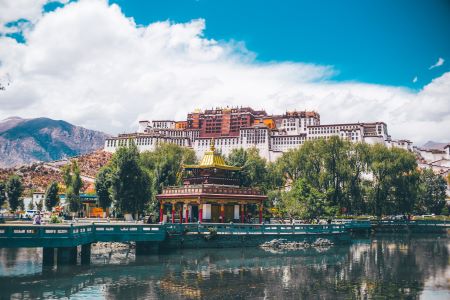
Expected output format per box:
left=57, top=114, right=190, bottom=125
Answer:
left=429, top=57, right=445, bottom=70
left=0, top=0, right=449, bottom=145
left=0, top=0, right=67, bottom=34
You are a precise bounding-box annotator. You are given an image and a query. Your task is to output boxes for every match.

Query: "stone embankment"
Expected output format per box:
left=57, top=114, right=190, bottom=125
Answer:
left=260, top=238, right=334, bottom=252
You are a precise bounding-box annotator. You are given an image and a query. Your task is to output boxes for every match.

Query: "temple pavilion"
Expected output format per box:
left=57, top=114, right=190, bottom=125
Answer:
left=156, top=139, right=267, bottom=223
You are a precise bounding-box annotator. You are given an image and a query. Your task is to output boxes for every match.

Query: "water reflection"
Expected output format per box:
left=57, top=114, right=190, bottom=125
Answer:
left=0, top=235, right=448, bottom=299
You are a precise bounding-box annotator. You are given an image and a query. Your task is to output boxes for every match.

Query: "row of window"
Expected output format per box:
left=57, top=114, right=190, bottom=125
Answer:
left=106, top=137, right=188, bottom=147
left=272, top=136, right=305, bottom=145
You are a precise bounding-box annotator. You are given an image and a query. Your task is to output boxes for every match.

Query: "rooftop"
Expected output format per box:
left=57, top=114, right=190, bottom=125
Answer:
left=183, top=139, right=241, bottom=171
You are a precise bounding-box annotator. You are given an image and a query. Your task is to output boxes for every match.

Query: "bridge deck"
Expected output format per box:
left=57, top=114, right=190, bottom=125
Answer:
left=0, top=220, right=446, bottom=248
left=0, top=223, right=166, bottom=248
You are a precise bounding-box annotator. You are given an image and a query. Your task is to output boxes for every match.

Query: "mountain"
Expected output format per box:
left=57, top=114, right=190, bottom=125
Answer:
left=421, top=141, right=449, bottom=150
left=0, top=117, right=109, bottom=168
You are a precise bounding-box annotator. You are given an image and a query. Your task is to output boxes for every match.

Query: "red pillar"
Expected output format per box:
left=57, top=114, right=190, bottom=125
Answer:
left=179, top=208, right=183, bottom=224
left=186, top=205, right=190, bottom=223
left=220, top=204, right=224, bottom=223
left=259, top=202, right=263, bottom=224
left=199, top=204, right=203, bottom=223
left=159, top=203, right=164, bottom=223
left=240, top=204, right=244, bottom=223
left=171, top=203, right=175, bottom=223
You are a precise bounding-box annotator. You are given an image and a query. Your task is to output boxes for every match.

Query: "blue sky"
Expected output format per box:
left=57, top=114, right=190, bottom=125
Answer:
left=0, top=0, right=449, bottom=143
left=108, top=0, right=450, bottom=89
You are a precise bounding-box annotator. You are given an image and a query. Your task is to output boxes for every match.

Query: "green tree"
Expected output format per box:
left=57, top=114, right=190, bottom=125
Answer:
left=66, top=189, right=81, bottom=214
left=0, top=181, right=6, bottom=208
left=6, top=175, right=24, bottom=212
left=18, top=199, right=25, bottom=211
left=280, top=178, right=332, bottom=220
left=63, top=161, right=83, bottom=214
left=140, top=143, right=195, bottom=213
left=368, top=145, right=418, bottom=216
left=45, top=181, right=59, bottom=211
left=95, top=167, right=113, bottom=211
left=344, top=142, right=370, bottom=214
left=226, top=147, right=268, bottom=189
left=110, top=144, right=152, bottom=217
left=140, top=143, right=197, bottom=191
left=265, top=162, right=284, bottom=192
left=416, top=169, right=447, bottom=215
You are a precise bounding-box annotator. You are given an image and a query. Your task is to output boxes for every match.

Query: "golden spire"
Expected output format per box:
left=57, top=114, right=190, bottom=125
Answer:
left=182, top=137, right=241, bottom=171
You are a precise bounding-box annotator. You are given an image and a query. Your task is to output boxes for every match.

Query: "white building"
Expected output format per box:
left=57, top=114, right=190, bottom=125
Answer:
left=105, top=108, right=411, bottom=162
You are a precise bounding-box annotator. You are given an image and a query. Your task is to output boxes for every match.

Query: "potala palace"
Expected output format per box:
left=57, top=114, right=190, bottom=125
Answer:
left=104, top=107, right=414, bottom=162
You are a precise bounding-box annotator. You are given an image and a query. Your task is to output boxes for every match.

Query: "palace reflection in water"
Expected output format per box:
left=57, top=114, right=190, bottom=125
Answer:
left=0, top=235, right=449, bottom=299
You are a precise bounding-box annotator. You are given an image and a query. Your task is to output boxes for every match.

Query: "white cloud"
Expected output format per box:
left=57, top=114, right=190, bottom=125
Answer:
left=0, top=0, right=449, bottom=145
left=429, top=57, right=445, bottom=70
left=412, top=76, right=418, bottom=83
left=0, top=0, right=68, bottom=34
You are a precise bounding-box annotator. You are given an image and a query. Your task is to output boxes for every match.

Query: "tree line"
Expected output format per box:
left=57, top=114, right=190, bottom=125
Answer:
left=224, top=137, right=447, bottom=219
left=0, top=161, right=82, bottom=215
left=1, top=137, right=447, bottom=220
left=94, top=143, right=196, bottom=218
left=94, top=138, right=447, bottom=219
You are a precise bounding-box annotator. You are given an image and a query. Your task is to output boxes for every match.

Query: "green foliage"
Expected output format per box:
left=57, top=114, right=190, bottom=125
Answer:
left=67, top=190, right=81, bottom=213
left=140, top=143, right=197, bottom=189
left=415, top=169, right=447, bottom=215
left=368, top=145, right=419, bottom=216
left=6, top=175, right=24, bottom=211
left=18, top=199, right=25, bottom=211
left=279, top=178, right=335, bottom=220
left=273, top=137, right=427, bottom=218
left=50, top=215, right=61, bottom=224
left=95, top=167, right=113, bottom=210
left=45, top=181, right=59, bottom=211
left=63, top=161, right=83, bottom=213
left=0, top=181, right=6, bottom=208
left=226, top=147, right=269, bottom=190
left=139, top=143, right=196, bottom=213
left=110, top=144, right=152, bottom=215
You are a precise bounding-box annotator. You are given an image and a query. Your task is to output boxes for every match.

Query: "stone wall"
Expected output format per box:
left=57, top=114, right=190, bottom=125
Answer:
left=160, top=232, right=351, bottom=249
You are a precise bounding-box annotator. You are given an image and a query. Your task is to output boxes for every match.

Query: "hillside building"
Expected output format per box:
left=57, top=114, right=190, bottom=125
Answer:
left=104, top=106, right=411, bottom=162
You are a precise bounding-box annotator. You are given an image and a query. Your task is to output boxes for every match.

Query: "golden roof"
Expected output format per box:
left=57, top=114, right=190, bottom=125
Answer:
left=183, top=138, right=241, bottom=171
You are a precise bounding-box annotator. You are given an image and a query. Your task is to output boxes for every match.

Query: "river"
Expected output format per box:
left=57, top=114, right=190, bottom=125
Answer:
left=0, top=234, right=448, bottom=299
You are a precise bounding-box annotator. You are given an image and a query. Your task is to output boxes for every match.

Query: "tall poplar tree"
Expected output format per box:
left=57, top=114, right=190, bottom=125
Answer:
left=95, top=167, right=113, bottom=211
left=0, top=181, right=6, bottom=209
left=6, top=175, right=24, bottom=212
left=45, top=181, right=59, bottom=211
left=63, top=161, right=83, bottom=214
left=110, top=144, right=152, bottom=218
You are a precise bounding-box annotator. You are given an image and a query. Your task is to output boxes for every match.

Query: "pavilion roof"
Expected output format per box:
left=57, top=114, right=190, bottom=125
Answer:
left=183, top=139, right=241, bottom=171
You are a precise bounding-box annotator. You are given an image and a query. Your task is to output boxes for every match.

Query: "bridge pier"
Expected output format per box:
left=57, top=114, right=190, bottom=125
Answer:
left=136, top=241, right=159, bottom=255
left=81, top=243, right=91, bottom=265
left=57, top=247, right=77, bottom=265
left=42, top=247, right=55, bottom=266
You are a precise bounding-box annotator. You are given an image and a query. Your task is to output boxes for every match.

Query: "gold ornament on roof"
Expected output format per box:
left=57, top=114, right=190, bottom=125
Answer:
left=183, top=138, right=241, bottom=171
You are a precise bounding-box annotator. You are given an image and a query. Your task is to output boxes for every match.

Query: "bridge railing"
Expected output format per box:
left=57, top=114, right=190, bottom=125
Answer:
left=0, top=224, right=93, bottom=239
left=164, top=223, right=348, bottom=235
left=93, top=223, right=165, bottom=242
left=372, top=219, right=449, bottom=226
left=334, top=219, right=372, bottom=229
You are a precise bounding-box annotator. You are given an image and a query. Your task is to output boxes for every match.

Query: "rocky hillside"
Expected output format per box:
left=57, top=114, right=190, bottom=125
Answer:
left=0, top=117, right=109, bottom=168
left=421, top=141, right=449, bottom=150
